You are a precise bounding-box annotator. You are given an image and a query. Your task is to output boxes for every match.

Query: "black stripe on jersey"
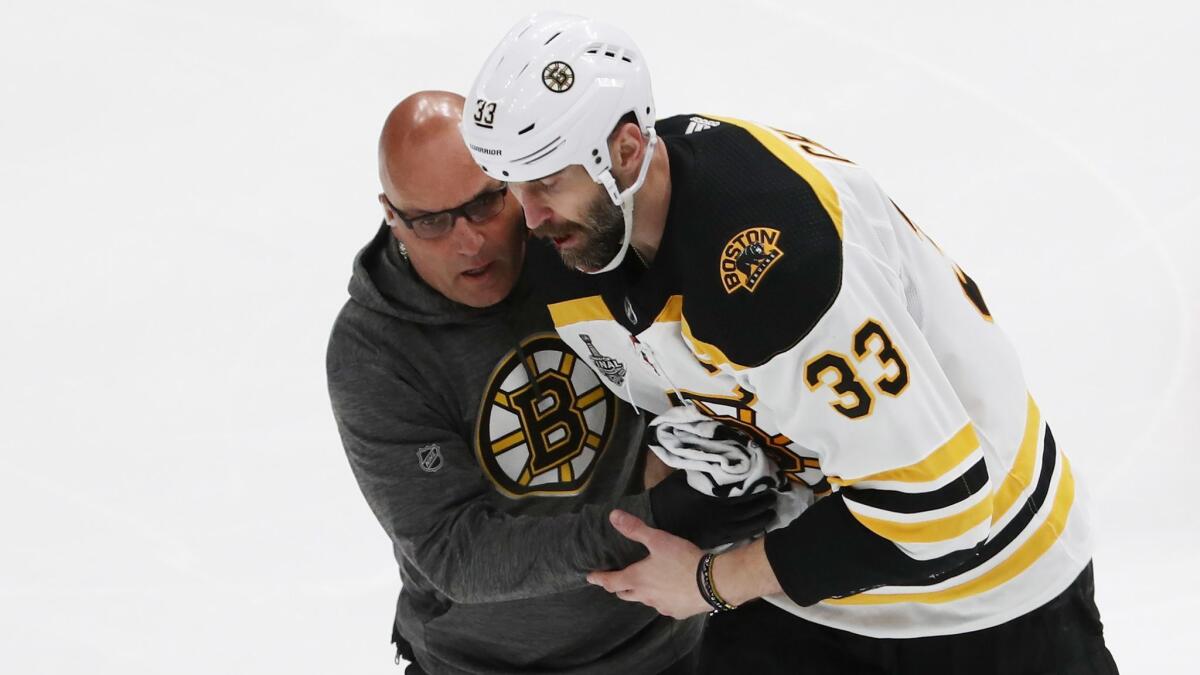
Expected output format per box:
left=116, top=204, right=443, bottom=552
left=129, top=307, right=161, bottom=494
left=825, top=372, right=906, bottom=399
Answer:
left=930, top=426, right=1059, bottom=580
left=842, top=458, right=989, bottom=514
left=764, top=426, right=1060, bottom=605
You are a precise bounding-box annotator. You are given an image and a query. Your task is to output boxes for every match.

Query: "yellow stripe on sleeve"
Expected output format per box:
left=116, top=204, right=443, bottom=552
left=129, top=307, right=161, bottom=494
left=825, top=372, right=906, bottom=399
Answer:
left=828, top=424, right=980, bottom=487
left=849, top=493, right=993, bottom=544
left=991, top=395, right=1041, bottom=524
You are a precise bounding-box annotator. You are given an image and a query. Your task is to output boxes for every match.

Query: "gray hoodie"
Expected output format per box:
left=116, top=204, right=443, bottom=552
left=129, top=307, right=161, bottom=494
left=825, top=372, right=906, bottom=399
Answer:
left=326, top=225, right=702, bottom=674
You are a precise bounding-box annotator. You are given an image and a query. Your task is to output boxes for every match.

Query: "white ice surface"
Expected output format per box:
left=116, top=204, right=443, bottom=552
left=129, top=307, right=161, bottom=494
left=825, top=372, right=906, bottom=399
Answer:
left=1, top=1, right=1196, bottom=672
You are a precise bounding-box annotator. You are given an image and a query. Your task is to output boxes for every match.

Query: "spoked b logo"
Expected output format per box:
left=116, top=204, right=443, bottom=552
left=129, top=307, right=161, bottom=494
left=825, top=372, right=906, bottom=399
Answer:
left=476, top=334, right=617, bottom=497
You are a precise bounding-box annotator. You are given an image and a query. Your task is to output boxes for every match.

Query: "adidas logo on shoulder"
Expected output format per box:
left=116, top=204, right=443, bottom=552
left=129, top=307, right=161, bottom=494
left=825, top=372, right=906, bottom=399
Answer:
left=685, top=116, right=721, bottom=134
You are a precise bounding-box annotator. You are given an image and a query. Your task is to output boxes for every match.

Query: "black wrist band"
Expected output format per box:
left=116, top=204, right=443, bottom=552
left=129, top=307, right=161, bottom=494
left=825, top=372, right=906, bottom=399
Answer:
left=696, top=552, right=737, bottom=614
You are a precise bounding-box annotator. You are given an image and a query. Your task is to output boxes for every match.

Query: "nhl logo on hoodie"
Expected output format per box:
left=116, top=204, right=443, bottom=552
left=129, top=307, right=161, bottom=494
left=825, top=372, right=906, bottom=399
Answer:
left=720, top=226, right=784, bottom=294
left=476, top=333, right=616, bottom=497
left=416, top=443, right=443, bottom=473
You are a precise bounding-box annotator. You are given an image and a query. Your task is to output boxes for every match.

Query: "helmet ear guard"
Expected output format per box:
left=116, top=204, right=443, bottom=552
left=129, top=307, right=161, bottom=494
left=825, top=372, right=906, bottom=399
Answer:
left=590, top=128, right=657, bottom=274
left=462, top=12, right=656, bottom=273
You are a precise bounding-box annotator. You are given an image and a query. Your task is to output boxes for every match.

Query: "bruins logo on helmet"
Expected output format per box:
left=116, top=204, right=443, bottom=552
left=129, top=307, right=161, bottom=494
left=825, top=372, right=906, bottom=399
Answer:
left=542, top=61, right=575, bottom=93
left=720, top=226, right=784, bottom=294
left=476, top=333, right=617, bottom=497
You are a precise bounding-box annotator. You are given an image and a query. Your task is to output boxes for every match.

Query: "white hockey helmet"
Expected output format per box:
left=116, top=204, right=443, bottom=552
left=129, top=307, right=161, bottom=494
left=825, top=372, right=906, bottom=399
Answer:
left=461, top=12, right=657, bottom=273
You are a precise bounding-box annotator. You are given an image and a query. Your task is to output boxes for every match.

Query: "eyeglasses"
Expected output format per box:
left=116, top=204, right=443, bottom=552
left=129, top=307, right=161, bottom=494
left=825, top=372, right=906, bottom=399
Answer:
left=384, top=185, right=508, bottom=240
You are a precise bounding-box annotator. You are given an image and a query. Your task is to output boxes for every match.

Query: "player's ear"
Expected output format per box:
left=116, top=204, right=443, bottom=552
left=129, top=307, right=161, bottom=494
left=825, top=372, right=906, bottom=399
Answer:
left=608, top=121, right=645, bottom=185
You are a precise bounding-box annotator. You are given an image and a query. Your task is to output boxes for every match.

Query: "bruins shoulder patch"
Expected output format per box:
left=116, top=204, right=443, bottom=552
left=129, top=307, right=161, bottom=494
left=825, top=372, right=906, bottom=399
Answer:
left=720, top=226, right=784, bottom=293
left=475, top=333, right=617, bottom=497
left=661, top=116, right=843, bottom=369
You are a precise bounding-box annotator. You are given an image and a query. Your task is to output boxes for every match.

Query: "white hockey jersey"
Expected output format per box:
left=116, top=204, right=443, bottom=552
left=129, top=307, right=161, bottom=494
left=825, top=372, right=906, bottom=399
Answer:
left=542, top=114, right=1093, bottom=638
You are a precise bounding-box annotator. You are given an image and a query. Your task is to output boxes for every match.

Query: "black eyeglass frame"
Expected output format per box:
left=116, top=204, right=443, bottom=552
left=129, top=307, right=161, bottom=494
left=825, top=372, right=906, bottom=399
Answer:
left=383, top=184, right=508, bottom=240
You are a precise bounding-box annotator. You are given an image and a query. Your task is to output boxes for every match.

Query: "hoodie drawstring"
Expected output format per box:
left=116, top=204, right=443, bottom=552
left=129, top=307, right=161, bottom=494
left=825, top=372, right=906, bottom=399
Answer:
left=502, top=306, right=543, bottom=400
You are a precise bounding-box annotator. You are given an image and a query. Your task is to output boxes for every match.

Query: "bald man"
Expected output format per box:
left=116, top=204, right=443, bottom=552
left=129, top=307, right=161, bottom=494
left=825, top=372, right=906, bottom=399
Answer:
left=326, top=92, right=773, bottom=674
left=373, top=91, right=526, bottom=309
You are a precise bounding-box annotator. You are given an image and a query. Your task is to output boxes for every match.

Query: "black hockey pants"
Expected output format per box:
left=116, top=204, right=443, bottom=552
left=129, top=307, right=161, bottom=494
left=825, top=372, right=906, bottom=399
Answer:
left=699, top=562, right=1118, bottom=674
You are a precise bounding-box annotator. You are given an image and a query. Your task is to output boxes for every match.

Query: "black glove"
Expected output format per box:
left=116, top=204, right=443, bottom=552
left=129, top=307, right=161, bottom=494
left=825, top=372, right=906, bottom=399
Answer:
left=649, top=471, right=777, bottom=549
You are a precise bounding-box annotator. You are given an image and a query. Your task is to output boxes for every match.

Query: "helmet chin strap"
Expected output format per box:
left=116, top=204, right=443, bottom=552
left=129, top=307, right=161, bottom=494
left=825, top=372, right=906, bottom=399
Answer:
left=588, top=128, right=659, bottom=275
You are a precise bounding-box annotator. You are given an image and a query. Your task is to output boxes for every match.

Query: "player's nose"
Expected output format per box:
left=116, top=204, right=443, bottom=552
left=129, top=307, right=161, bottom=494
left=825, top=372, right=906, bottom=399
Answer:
left=509, top=184, right=552, bottom=231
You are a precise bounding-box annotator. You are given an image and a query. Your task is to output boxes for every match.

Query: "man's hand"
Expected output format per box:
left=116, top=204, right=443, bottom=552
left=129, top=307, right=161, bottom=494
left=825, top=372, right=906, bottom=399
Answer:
left=649, top=471, right=775, bottom=548
left=587, top=510, right=711, bottom=619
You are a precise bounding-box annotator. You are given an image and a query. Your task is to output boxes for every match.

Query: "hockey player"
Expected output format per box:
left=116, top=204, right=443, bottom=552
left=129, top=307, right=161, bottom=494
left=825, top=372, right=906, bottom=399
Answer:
left=460, top=13, right=1119, bottom=674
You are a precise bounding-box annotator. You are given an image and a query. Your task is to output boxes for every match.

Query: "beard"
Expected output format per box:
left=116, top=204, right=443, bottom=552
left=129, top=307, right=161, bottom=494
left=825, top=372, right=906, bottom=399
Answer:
left=536, top=186, right=625, bottom=272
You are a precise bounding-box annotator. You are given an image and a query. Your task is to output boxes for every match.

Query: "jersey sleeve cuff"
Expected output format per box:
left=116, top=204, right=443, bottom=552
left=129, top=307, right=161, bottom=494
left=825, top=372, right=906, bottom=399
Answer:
left=763, top=493, right=976, bottom=606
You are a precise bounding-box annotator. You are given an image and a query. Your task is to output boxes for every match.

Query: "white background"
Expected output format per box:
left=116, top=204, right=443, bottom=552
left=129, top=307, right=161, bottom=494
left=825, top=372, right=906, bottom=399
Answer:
left=2, top=1, right=1196, bottom=672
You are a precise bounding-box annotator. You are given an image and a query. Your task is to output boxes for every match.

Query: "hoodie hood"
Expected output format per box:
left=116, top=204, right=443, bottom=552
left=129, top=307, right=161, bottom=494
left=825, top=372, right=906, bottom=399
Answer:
left=347, top=223, right=519, bottom=326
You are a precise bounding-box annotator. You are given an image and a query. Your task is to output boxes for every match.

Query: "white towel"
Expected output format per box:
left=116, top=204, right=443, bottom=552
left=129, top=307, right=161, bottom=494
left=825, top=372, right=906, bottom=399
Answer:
left=648, top=405, right=814, bottom=534
left=648, top=405, right=786, bottom=498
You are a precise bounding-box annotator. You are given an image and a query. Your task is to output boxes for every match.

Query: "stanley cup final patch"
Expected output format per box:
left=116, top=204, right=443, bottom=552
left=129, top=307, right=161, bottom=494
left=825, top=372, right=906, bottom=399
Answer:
left=580, top=334, right=626, bottom=386
left=720, top=226, right=784, bottom=294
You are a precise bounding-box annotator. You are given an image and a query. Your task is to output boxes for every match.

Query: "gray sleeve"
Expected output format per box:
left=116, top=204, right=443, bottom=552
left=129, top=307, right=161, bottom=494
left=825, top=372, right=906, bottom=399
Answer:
left=328, top=361, right=653, bottom=604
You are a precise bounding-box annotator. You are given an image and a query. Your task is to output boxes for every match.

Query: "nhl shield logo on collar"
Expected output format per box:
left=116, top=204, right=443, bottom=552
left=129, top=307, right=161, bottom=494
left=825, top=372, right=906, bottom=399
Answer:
left=720, top=226, right=784, bottom=294
left=416, top=443, right=443, bottom=473
left=623, top=297, right=638, bottom=325
left=542, top=61, right=575, bottom=92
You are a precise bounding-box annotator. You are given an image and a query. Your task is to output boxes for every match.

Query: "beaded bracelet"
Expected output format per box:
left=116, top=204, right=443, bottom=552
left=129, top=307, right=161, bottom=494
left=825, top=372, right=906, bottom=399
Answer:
left=696, top=552, right=737, bottom=614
